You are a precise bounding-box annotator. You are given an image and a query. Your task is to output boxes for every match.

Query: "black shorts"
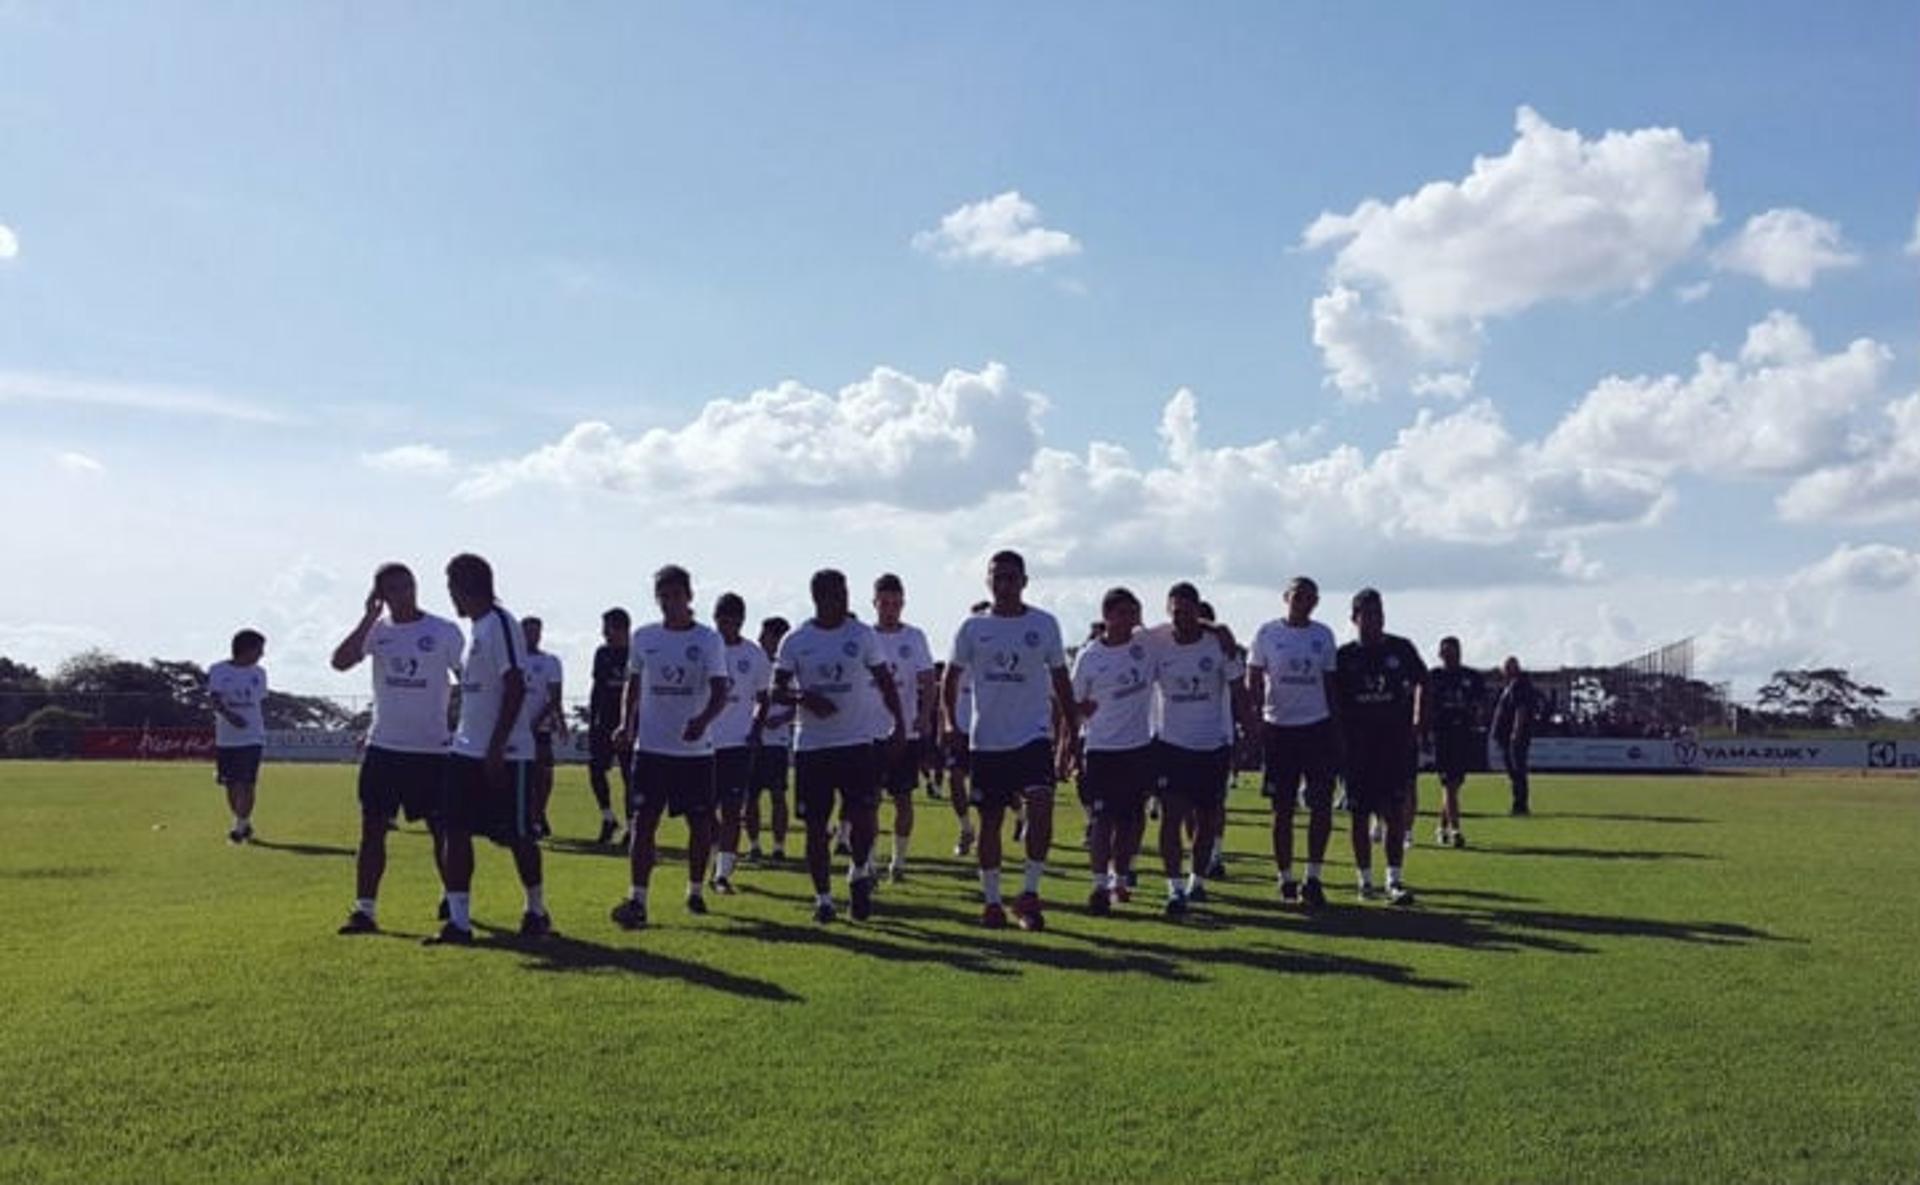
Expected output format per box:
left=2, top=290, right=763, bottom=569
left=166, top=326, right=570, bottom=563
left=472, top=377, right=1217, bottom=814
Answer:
left=943, top=732, right=972, bottom=774
left=880, top=737, right=926, bottom=797
left=1261, top=720, right=1339, bottom=812
left=358, top=746, right=446, bottom=823
left=1154, top=741, right=1233, bottom=808
left=442, top=754, right=536, bottom=846
left=214, top=744, right=263, bottom=788
left=1078, top=744, right=1154, bottom=818
left=1344, top=744, right=1416, bottom=818
left=793, top=743, right=880, bottom=822
left=1434, top=728, right=1479, bottom=782
left=629, top=752, right=716, bottom=819
left=969, top=739, right=1055, bottom=811
left=748, top=745, right=789, bottom=798
left=588, top=728, right=617, bottom=772
left=713, top=746, right=754, bottom=808
left=534, top=733, right=555, bottom=768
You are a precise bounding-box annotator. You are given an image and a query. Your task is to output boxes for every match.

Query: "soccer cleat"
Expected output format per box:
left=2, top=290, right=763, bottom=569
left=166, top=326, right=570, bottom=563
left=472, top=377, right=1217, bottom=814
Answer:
left=1387, top=883, right=1416, bottom=907
left=981, top=902, right=1008, bottom=929
left=887, top=864, right=905, bottom=885
left=596, top=819, right=619, bottom=846
left=1124, top=869, right=1139, bottom=890
left=1452, top=830, right=1467, bottom=849
left=1280, top=879, right=1301, bottom=904
left=745, top=844, right=764, bottom=864
left=1301, top=878, right=1327, bottom=909
left=1187, top=883, right=1209, bottom=904
left=954, top=831, right=975, bottom=858
left=226, top=827, right=246, bottom=846
left=610, top=899, right=648, bottom=930
left=770, top=846, right=787, bottom=862
left=686, top=893, right=710, bottom=916
left=337, top=910, right=378, bottom=935
left=423, top=922, right=474, bottom=946
left=1013, top=892, right=1046, bottom=931
left=1358, top=883, right=1383, bottom=902
left=812, top=900, right=837, bottom=925
left=1206, top=855, right=1228, bottom=880
left=1164, top=893, right=1189, bottom=919
left=711, top=875, right=736, bottom=896
left=534, top=817, right=552, bottom=840
left=519, top=910, right=553, bottom=938
left=850, top=876, right=875, bottom=921
left=1113, top=880, right=1133, bottom=904
left=1087, top=887, right=1112, bottom=917
left=833, top=836, right=852, bottom=857
left=1436, top=826, right=1451, bottom=846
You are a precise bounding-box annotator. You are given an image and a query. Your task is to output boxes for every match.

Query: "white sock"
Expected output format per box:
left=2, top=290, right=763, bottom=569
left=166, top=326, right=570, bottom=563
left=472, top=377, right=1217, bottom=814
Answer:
left=1279, top=864, right=1295, bottom=885
left=1387, top=864, right=1403, bottom=887
left=354, top=897, right=376, bottom=919
left=525, top=884, right=545, bottom=915
left=815, top=890, right=834, bottom=907
left=687, top=881, right=702, bottom=899
left=600, top=807, right=616, bottom=823
left=1186, top=870, right=1202, bottom=894
left=1307, top=861, right=1323, bottom=882
left=716, top=852, right=736, bottom=878
left=837, top=821, right=852, bottom=844
left=1167, top=877, right=1184, bottom=898
left=959, top=820, right=976, bottom=839
left=447, top=892, right=471, bottom=929
left=232, top=814, right=245, bottom=830
left=981, top=868, right=1003, bottom=905
left=630, top=884, right=649, bottom=906
left=892, top=833, right=909, bottom=865
left=1023, top=860, right=1044, bottom=896
left=1356, top=866, right=1374, bottom=889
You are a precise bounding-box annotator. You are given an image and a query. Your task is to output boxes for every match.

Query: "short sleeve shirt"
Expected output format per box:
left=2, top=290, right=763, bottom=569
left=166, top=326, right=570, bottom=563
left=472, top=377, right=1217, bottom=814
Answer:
left=1248, top=619, right=1337, bottom=726
left=207, top=661, right=267, bottom=747
left=868, top=624, right=935, bottom=740
left=1151, top=631, right=1244, bottom=752
left=452, top=605, right=535, bottom=760
left=1334, top=634, right=1428, bottom=748
left=588, top=645, right=629, bottom=733
left=711, top=638, right=773, bottom=749
left=627, top=622, right=727, bottom=757
left=523, top=652, right=564, bottom=736
left=364, top=613, right=464, bottom=754
left=776, top=618, right=886, bottom=753
left=1429, top=666, right=1487, bottom=734
left=949, top=608, right=1067, bottom=753
left=1071, top=635, right=1157, bottom=751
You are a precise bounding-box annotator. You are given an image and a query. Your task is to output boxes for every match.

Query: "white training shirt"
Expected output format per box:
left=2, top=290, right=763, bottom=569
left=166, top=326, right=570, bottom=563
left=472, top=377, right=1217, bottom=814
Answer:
left=452, top=605, right=535, bottom=760
left=627, top=622, right=727, bottom=757
left=363, top=613, right=464, bottom=754
left=776, top=618, right=887, bottom=753
left=868, top=623, right=934, bottom=741
left=711, top=638, right=773, bottom=750
left=523, top=651, right=564, bottom=736
left=1151, top=630, right=1244, bottom=752
left=1071, top=634, right=1157, bottom=752
left=949, top=607, right=1066, bottom=753
left=207, top=660, right=267, bottom=747
left=1247, top=618, right=1338, bottom=726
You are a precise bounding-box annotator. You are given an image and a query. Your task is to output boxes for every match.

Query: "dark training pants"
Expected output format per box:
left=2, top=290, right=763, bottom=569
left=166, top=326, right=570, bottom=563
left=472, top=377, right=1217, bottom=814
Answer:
left=1502, top=738, right=1532, bottom=813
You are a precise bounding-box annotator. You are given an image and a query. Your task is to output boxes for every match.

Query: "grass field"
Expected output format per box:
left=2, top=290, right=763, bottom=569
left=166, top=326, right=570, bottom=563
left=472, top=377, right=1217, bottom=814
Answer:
left=2, top=761, right=1917, bottom=1184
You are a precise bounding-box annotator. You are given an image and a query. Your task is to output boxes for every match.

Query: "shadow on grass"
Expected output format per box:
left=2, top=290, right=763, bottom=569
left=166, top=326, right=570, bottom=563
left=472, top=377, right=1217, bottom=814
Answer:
left=1540, top=811, right=1715, bottom=826
left=543, top=838, right=627, bottom=860
left=248, top=839, right=355, bottom=858
left=484, top=927, right=802, bottom=1003
left=1475, top=843, right=1714, bottom=862
left=0, top=865, right=115, bottom=880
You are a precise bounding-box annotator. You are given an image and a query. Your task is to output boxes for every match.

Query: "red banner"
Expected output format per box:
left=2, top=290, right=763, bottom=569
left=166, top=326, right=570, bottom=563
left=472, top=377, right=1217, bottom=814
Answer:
left=79, top=728, right=217, bottom=761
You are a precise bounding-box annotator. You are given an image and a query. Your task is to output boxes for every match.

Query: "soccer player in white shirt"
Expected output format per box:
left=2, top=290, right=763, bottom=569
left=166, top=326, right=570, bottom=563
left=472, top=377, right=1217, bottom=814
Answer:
left=941, top=550, right=1078, bottom=931
left=1150, top=583, right=1245, bottom=915
left=1068, top=587, right=1156, bottom=915
left=771, top=569, right=908, bottom=924
left=870, top=573, right=937, bottom=883
left=610, top=565, right=730, bottom=929
left=329, top=562, right=464, bottom=934
left=431, top=552, right=550, bottom=945
left=521, top=616, right=566, bottom=840
left=1245, top=576, right=1342, bottom=910
left=745, top=616, right=794, bottom=862
left=709, top=592, right=771, bottom=895
left=207, top=629, right=268, bottom=844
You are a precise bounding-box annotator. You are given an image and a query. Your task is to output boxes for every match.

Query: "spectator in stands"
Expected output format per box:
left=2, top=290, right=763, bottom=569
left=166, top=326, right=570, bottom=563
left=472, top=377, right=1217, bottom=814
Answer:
left=1491, top=657, right=1538, bottom=815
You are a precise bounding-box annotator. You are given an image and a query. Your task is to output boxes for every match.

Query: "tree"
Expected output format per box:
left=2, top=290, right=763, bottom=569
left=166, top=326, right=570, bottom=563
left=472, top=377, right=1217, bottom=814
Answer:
left=0, top=658, right=49, bottom=728
left=4, top=705, right=96, bottom=758
left=51, top=650, right=205, bottom=728
left=1755, top=668, right=1887, bottom=730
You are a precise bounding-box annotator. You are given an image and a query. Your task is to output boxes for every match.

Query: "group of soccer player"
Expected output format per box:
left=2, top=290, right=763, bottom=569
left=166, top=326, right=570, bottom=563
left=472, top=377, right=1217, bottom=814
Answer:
left=207, top=548, right=1539, bottom=945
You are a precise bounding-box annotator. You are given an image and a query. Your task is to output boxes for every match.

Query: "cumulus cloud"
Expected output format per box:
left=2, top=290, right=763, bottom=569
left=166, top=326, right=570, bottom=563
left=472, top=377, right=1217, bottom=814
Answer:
left=0, top=371, right=286, bottom=423
left=54, top=450, right=104, bottom=475
left=1302, top=106, right=1716, bottom=397
left=1777, top=391, right=1920, bottom=524
left=1792, top=543, right=1920, bottom=591
left=1711, top=207, right=1858, bottom=289
left=362, top=444, right=454, bottom=476
left=994, top=388, right=1666, bottom=588
left=460, top=363, right=1047, bottom=510
left=1542, top=311, right=1891, bottom=478
left=912, top=191, right=1081, bottom=268
left=0, top=224, right=17, bottom=260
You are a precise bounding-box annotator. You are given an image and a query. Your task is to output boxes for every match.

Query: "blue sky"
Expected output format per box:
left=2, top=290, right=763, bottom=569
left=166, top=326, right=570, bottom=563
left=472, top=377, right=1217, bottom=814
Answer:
left=2, top=2, right=1917, bottom=702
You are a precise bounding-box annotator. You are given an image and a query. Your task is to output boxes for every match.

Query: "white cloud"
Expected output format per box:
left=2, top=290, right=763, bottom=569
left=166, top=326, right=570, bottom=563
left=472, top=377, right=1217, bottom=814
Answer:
left=361, top=444, right=454, bottom=476
left=1777, top=391, right=1920, bottom=523
left=1302, top=106, right=1716, bottom=397
left=1676, top=280, right=1713, bottom=303
left=460, top=362, right=1047, bottom=510
left=993, top=388, right=1666, bottom=588
left=54, top=450, right=104, bottom=475
left=912, top=191, right=1081, bottom=268
left=0, top=371, right=287, bottom=424
left=1792, top=543, right=1920, bottom=592
left=0, top=224, right=17, bottom=260
left=1905, top=200, right=1919, bottom=257
left=1711, top=207, right=1859, bottom=289
left=1541, top=311, right=1891, bottom=478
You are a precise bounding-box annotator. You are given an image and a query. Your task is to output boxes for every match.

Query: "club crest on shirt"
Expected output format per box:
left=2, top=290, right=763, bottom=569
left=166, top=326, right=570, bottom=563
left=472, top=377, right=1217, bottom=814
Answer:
left=1311, top=639, right=1324, bottom=652
left=1199, top=655, right=1215, bottom=672
left=417, top=634, right=437, bottom=652
left=736, top=658, right=750, bottom=674
left=898, top=643, right=911, bottom=658
left=685, top=644, right=702, bottom=662
left=1024, top=630, right=1041, bottom=648
left=1129, top=644, right=1144, bottom=660
left=1387, top=655, right=1401, bottom=670
left=842, top=640, right=860, bottom=658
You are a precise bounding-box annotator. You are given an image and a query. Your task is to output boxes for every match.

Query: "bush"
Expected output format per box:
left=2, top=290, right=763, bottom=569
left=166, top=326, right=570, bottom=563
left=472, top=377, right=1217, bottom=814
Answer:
left=4, top=706, right=97, bottom=759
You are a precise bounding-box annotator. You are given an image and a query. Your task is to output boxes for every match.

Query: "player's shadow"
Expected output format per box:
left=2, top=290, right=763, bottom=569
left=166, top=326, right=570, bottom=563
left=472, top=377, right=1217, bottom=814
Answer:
left=1541, top=811, right=1714, bottom=826
left=247, top=839, right=355, bottom=858
left=1053, top=926, right=1467, bottom=992
left=717, top=914, right=1022, bottom=978
left=1472, top=843, right=1713, bottom=862
left=497, top=929, right=803, bottom=1003
left=543, top=838, right=628, bottom=860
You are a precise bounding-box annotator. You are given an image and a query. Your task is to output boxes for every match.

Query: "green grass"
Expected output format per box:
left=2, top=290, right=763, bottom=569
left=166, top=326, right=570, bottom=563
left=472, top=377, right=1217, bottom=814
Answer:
left=1, top=761, right=1916, bottom=1184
